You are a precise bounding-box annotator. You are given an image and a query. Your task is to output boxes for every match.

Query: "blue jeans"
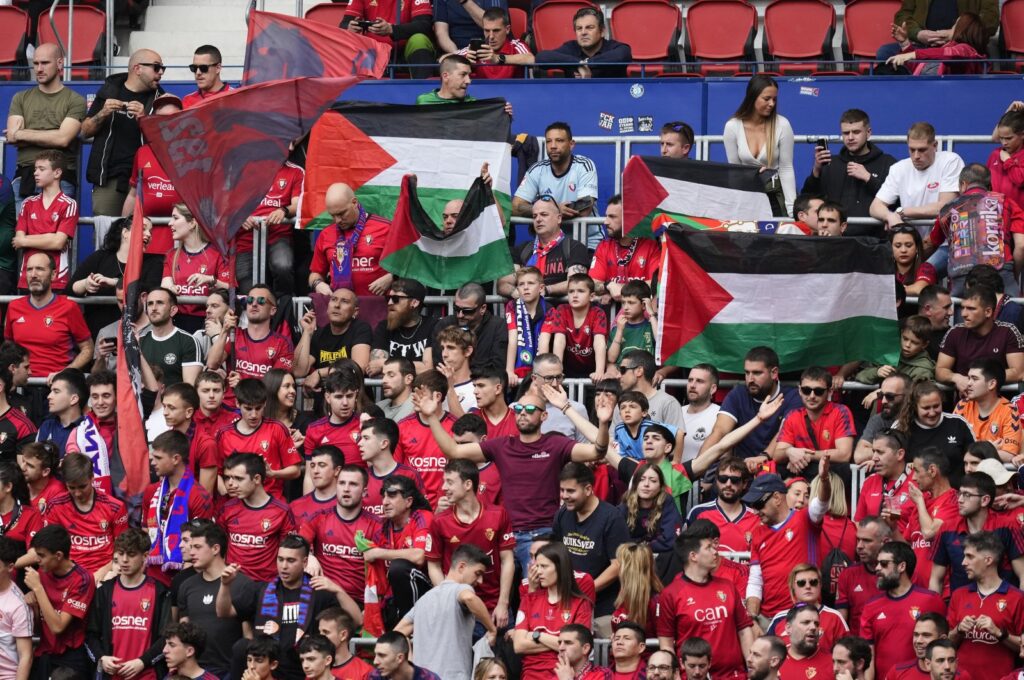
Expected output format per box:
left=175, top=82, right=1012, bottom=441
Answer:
left=11, top=176, right=76, bottom=216
left=514, top=527, right=551, bottom=575
left=927, top=244, right=949, bottom=281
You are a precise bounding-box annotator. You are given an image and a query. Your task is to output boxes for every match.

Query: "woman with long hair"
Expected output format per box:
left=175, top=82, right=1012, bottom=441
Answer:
left=890, top=225, right=936, bottom=295
left=723, top=75, right=796, bottom=213
left=612, top=542, right=664, bottom=638
left=473, top=659, right=507, bottom=680
left=886, top=13, right=989, bottom=75
left=989, top=105, right=1024, bottom=207
left=263, top=368, right=312, bottom=451
left=0, top=461, right=41, bottom=551
left=898, top=380, right=974, bottom=485
left=618, top=464, right=681, bottom=553
left=810, top=471, right=856, bottom=604
left=513, top=542, right=593, bottom=677
left=161, top=203, right=233, bottom=333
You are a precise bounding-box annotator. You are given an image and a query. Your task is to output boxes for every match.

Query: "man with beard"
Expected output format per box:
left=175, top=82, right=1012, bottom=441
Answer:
left=775, top=365, right=856, bottom=476
left=680, top=364, right=720, bottom=463
left=746, top=637, right=786, bottom=680
left=836, top=517, right=892, bottom=630
left=887, top=613, right=955, bottom=680
left=589, top=195, right=661, bottom=303
left=953, top=358, right=1021, bottom=460
left=832, top=636, right=872, bottom=680
left=376, top=357, right=415, bottom=423
left=924, top=641, right=967, bottom=680
left=207, top=286, right=294, bottom=380
left=860, top=542, right=945, bottom=679
left=647, top=649, right=682, bottom=680
left=687, top=456, right=760, bottom=556
left=139, top=287, right=202, bottom=387
left=295, top=287, right=373, bottom=386
left=779, top=606, right=835, bottom=678
left=369, top=279, right=435, bottom=377
left=699, top=346, right=802, bottom=464
left=919, top=286, right=955, bottom=360
left=854, top=373, right=911, bottom=470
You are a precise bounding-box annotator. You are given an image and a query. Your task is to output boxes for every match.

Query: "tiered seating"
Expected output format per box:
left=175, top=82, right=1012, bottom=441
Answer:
left=763, top=0, right=835, bottom=73
left=0, top=6, right=29, bottom=81
left=684, top=0, right=757, bottom=75
left=1001, top=0, right=1024, bottom=71
left=37, top=5, right=106, bottom=79
left=842, top=0, right=901, bottom=72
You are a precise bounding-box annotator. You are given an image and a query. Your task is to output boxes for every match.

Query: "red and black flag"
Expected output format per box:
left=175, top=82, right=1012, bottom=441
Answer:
left=138, top=76, right=357, bottom=256
left=243, top=10, right=391, bottom=85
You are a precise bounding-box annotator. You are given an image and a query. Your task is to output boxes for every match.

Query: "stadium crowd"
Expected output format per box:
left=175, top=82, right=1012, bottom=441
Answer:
left=2, top=9, right=1024, bottom=679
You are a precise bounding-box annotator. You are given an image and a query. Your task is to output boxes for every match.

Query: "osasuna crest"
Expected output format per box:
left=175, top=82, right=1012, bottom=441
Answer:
left=716, top=591, right=727, bottom=603
left=267, top=348, right=277, bottom=359
left=44, top=317, right=53, bottom=327
left=999, top=599, right=1008, bottom=611
left=0, top=433, right=8, bottom=444
left=140, top=598, right=151, bottom=612
left=561, top=609, right=572, bottom=622
left=365, top=234, right=373, bottom=245
left=260, top=440, right=270, bottom=451
left=278, top=179, right=287, bottom=189
left=485, top=528, right=495, bottom=541
left=262, top=518, right=272, bottom=531
left=200, top=264, right=208, bottom=274
left=100, top=520, right=108, bottom=530
left=51, top=212, right=59, bottom=222
left=785, top=529, right=794, bottom=542
left=909, top=606, right=920, bottom=619
left=350, top=430, right=360, bottom=442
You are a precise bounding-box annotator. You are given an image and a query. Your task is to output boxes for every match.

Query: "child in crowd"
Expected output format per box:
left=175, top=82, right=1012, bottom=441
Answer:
left=505, top=266, right=550, bottom=387
left=856, top=315, right=935, bottom=405
left=613, top=390, right=683, bottom=462
left=539, top=273, right=608, bottom=382
left=608, top=280, right=656, bottom=367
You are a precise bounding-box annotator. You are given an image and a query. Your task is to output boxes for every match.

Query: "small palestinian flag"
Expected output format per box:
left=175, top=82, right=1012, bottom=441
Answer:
left=657, top=225, right=899, bottom=372
left=381, top=174, right=514, bottom=290
left=624, top=155, right=788, bottom=238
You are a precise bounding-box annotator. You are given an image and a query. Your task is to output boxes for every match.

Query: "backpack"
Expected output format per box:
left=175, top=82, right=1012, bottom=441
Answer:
left=820, top=520, right=853, bottom=607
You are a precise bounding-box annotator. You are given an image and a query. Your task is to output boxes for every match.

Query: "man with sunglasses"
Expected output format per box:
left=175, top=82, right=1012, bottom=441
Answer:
left=430, top=282, right=508, bottom=375
left=775, top=366, right=856, bottom=477
left=687, top=457, right=760, bottom=556
left=854, top=373, right=911, bottom=470
left=208, top=285, right=294, bottom=380
left=81, top=49, right=166, bottom=217
left=182, top=45, right=232, bottom=109
left=369, top=279, right=435, bottom=377
left=766, top=565, right=849, bottom=651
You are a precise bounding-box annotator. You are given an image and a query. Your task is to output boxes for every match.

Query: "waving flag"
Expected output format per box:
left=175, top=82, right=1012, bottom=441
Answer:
left=381, top=174, right=513, bottom=289
left=117, top=198, right=150, bottom=496
left=243, top=10, right=391, bottom=85
left=657, top=225, right=899, bottom=372
left=624, top=156, right=789, bottom=238
left=301, top=100, right=512, bottom=229
left=139, top=77, right=357, bottom=255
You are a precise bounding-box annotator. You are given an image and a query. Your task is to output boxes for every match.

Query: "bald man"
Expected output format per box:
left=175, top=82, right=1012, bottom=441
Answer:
left=309, top=182, right=393, bottom=297
left=82, top=48, right=165, bottom=216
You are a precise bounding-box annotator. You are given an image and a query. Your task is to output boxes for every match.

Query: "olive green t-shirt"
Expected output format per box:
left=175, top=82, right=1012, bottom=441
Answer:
left=8, top=86, right=87, bottom=169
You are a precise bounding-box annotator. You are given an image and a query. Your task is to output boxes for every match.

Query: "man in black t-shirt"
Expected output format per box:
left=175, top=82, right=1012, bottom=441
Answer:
left=295, top=287, right=373, bottom=389
left=936, top=285, right=1024, bottom=390
left=509, top=196, right=589, bottom=297
left=369, top=279, right=436, bottom=376
left=549, top=461, right=630, bottom=639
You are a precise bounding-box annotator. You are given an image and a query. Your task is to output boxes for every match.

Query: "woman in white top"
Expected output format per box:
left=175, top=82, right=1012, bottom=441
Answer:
left=722, top=74, right=796, bottom=214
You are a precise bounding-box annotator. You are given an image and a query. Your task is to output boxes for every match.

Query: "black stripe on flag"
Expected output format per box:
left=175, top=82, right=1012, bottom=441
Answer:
left=641, top=156, right=769, bottom=193
left=331, top=99, right=509, bottom=142
left=666, top=225, right=896, bottom=276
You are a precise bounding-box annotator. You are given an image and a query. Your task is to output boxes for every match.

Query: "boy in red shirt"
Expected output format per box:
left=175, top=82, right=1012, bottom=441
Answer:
left=317, top=608, right=374, bottom=680
left=194, top=371, right=238, bottom=442
left=18, top=441, right=64, bottom=514
left=539, top=273, right=608, bottom=382
left=396, top=370, right=456, bottom=507
left=14, top=150, right=77, bottom=290
left=303, top=371, right=363, bottom=470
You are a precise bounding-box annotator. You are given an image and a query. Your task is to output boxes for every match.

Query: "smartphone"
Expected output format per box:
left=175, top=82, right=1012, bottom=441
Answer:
left=816, top=137, right=828, bottom=150
left=568, top=196, right=595, bottom=212
left=469, top=38, right=483, bottom=52
left=356, top=19, right=375, bottom=29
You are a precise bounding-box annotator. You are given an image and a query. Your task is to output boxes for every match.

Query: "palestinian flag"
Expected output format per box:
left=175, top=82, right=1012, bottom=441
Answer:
left=381, top=174, right=513, bottom=289
left=300, top=100, right=512, bottom=230
left=650, top=212, right=814, bottom=237
left=657, top=225, right=899, bottom=372
left=624, top=155, right=787, bottom=238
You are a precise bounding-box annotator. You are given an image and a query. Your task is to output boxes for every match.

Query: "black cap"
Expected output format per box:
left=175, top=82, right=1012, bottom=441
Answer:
left=741, top=473, right=787, bottom=505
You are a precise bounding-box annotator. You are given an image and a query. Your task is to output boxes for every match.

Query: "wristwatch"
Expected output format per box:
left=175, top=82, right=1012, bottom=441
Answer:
left=532, top=630, right=542, bottom=643
left=497, top=53, right=506, bottom=65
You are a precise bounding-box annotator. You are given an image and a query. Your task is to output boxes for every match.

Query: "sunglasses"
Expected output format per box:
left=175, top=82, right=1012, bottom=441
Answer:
left=245, top=295, right=269, bottom=306
left=800, top=386, right=827, bottom=396
left=795, top=578, right=820, bottom=588
left=388, top=294, right=411, bottom=304
left=875, top=559, right=894, bottom=568
left=189, top=63, right=220, bottom=73
left=749, top=493, right=773, bottom=510
left=717, top=474, right=743, bottom=485
left=138, top=62, right=166, bottom=72
left=880, top=392, right=902, bottom=401
left=511, top=403, right=542, bottom=414
left=455, top=305, right=480, bottom=316
left=890, top=225, right=917, bottom=234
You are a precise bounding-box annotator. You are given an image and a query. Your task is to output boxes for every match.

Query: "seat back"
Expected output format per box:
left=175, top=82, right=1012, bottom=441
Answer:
left=764, top=0, right=834, bottom=60
left=38, top=6, right=105, bottom=66
left=1003, top=0, right=1024, bottom=55
left=0, top=6, right=28, bottom=78
left=304, top=2, right=350, bottom=26
left=686, top=0, right=756, bottom=61
left=843, top=0, right=899, bottom=58
left=610, top=0, right=681, bottom=61
left=509, top=7, right=528, bottom=39
left=533, top=0, right=596, bottom=52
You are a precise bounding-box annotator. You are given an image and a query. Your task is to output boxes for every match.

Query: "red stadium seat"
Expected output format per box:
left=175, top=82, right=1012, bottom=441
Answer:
left=843, top=0, right=900, bottom=72
left=304, top=2, right=349, bottom=25
left=610, top=0, right=681, bottom=76
left=1002, top=0, right=1024, bottom=70
left=37, top=6, right=105, bottom=78
left=533, top=0, right=596, bottom=52
left=0, top=6, right=29, bottom=80
left=763, top=0, right=834, bottom=73
left=509, top=7, right=528, bottom=39
left=685, top=0, right=757, bottom=75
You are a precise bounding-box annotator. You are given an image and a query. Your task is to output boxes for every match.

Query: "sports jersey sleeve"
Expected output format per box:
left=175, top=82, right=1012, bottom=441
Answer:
left=182, top=332, right=202, bottom=367
left=67, top=301, right=91, bottom=343
left=279, top=506, right=298, bottom=538
left=57, top=198, right=78, bottom=238
left=588, top=243, right=610, bottom=282
left=777, top=410, right=800, bottom=446
left=577, top=161, right=598, bottom=200
left=541, top=305, right=567, bottom=335
left=834, top=405, right=857, bottom=439
left=276, top=425, right=302, bottom=469
left=310, top=229, right=331, bottom=278
left=592, top=307, right=609, bottom=337
left=655, top=587, right=676, bottom=639
left=61, top=572, right=95, bottom=620
left=1002, top=406, right=1022, bottom=455
left=932, top=532, right=952, bottom=566
left=112, top=500, right=129, bottom=538
left=513, top=166, right=540, bottom=202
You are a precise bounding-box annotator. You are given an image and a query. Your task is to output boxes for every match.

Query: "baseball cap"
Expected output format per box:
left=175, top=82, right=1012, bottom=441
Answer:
left=742, top=473, right=788, bottom=506
left=152, top=93, right=183, bottom=110
left=976, top=458, right=1014, bottom=486
left=643, top=423, right=674, bottom=444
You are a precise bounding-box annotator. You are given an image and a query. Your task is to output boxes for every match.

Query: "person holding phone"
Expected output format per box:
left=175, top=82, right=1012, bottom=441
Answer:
left=455, top=9, right=532, bottom=79
left=340, top=0, right=435, bottom=78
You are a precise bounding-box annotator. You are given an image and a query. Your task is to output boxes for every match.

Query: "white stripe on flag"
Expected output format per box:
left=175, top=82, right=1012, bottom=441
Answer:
left=657, top=175, right=774, bottom=221
left=710, top=273, right=894, bottom=324
left=411, top=204, right=505, bottom=258
left=365, top=137, right=512, bottom=193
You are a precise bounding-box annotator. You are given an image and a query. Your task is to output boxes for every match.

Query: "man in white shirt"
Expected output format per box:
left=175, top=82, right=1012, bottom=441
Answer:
left=681, top=363, right=720, bottom=463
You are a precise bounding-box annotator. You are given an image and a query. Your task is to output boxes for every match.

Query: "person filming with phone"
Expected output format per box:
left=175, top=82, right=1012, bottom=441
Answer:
left=340, top=0, right=436, bottom=78
left=454, top=9, right=532, bottom=78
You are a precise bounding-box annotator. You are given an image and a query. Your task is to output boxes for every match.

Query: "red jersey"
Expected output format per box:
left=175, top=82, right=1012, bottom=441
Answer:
left=686, top=500, right=760, bottom=556
left=477, top=462, right=503, bottom=507
left=162, top=243, right=232, bottom=317
left=303, top=415, right=363, bottom=467
left=36, top=562, right=94, bottom=655
left=515, top=591, right=593, bottom=680
left=947, top=580, right=1024, bottom=680
left=364, top=463, right=425, bottom=517
left=766, top=604, right=849, bottom=651
left=217, top=419, right=301, bottom=499
left=904, top=487, right=959, bottom=595
left=331, top=655, right=375, bottom=680
left=540, top=304, right=608, bottom=377
left=457, top=39, right=531, bottom=78
left=43, top=490, right=128, bottom=574
left=142, top=478, right=215, bottom=584
left=236, top=162, right=304, bottom=251
left=0, top=502, right=41, bottom=547
left=425, top=503, right=515, bottom=608
left=218, top=496, right=296, bottom=582
left=519, top=570, right=597, bottom=603
left=714, top=555, right=750, bottom=604
left=291, top=491, right=337, bottom=526
left=379, top=509, right=432, bottom=555
left=836, top=562, right=883, bottom=633
left=310, top=217, right=391, bottom=296
left=109, top=577, right=161, bottom=680
left=855, top=469, right=917, bottom=523
left=779, top=649, right=835, bottom=680
left=30, top=476, right=65, bottom=514
left=16, top=191, right=77, bottom=289
left=186, top=426, right=220, bottom=477
left=589, top=237, right=661, bottom=286
left=130, top=143, right=180, bottom=228
left=181, top=83, right=234, bottom=109
left=194, top=406, right=238, bottom=442
left=887, top=660, right=973, bottom=680
left=750, top=507, right=822, bottom=617
left=470, top=407, right=518, bottom=441
left=4, top=294, right=90, bottom=377
left=230, top=328, right=294, bottom=379
left=860, top=587, right=947, bottom=679
left=300, top=508, right=381, bottom=604
left=395, top=413, right=456, bottom=508
left=343, top=0, right=432, bottom=45
left=778, top=402, right=857, bottom=452
left=656, top=574, right=752, bottom=680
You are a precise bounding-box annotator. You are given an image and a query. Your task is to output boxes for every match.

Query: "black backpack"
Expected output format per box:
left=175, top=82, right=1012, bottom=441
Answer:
left=820, top=520, right=853, bottom=607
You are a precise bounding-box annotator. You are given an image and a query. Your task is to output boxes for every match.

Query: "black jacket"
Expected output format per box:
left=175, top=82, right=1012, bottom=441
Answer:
left=535, top=39, right=633, bottom=78
left=86, top=576, right=171, bottom=676
left=801, top=142, right=897, bottom=233
left=431, top=311, right=509, bottom=373
left=85, top=73, right=163, bottom=190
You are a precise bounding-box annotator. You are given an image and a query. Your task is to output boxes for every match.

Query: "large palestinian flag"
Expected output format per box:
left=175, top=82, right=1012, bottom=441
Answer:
left=624, top=155, right=788, bottom=238
left=657, top=225, right=899, bottom=372
left=300, top=100, right=512, bottom=230
left=381, top=174, right=513, bottom=289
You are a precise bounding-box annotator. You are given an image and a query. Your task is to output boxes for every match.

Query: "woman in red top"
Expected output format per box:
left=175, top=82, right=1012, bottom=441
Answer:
left=990, top=105, right=1024, bottom=208
left=886, top=13, right=988, bottom=75
left=611, top=542, right=663, bottom=640
left=891, top=226, right=937, bottom=295
left=513, top=543, right=594, bottom=680
left=0, top=462, right=42, bottom=553
left=811, top=471, right=856, bottom=603
left=162, top=203, right=233, bottom=333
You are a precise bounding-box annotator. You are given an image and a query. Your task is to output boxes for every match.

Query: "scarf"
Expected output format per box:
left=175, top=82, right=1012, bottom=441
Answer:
left=526, top=231, right=564, bottom=270
left=0, top=501, right=24, bottom=537
left=75, top=415, right=112, bottom=496
left=330, top=205, right=369, bottom=291
left=260, top=573, right=315, bottom=644
left=513, top=297, right=549, bottom=377
left=355, top=529, right=387, bottom=637
left=147, top=466, right=196, bottom=571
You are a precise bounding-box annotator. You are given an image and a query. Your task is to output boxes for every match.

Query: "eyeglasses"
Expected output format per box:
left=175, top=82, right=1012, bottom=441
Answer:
left=455, top=304, right=480, bottom=316
left=800, top=386, right=827, bottom=396
left=717, top=474, right=743, bottom=485
left=534, top=373, right=564, bottom=383
left=138, top=62, right=166, bottom=72
left=388, top=294, right=411, bottom=304
left=958, top=490, right=985, bottom=499
left=511, top=403, right=542, bottom=414
left=875, top=559, right=894, bottom=568
left=890, top=225, right=917, bottom=234
left=620, top=364, right=638, bottom=371
left=795, top=578, right=820, bottom=588
left=245, top=296, right=269, bottom=306
left=189, top=63, right=219, bottom=73
left=880, top=392, right=902, bottom=401
left=647, top=665, right=673, bottom=672
left=383, top=488, right=406, bottom=497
